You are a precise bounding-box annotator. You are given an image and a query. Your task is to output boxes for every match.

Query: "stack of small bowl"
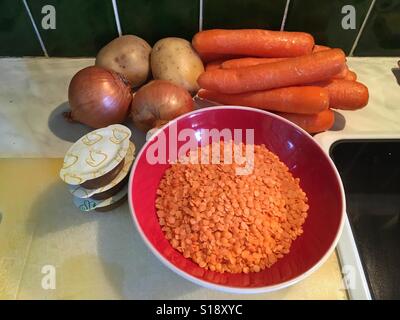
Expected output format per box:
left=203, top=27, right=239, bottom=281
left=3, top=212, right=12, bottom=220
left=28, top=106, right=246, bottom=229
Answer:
left=60, top=124, right=135, bottom=212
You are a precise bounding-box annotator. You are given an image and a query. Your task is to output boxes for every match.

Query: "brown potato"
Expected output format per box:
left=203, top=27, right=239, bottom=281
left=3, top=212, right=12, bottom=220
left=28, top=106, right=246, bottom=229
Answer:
left=151, top=38, right=204, bottom=94
left=96, top=35, right=151, bottom=87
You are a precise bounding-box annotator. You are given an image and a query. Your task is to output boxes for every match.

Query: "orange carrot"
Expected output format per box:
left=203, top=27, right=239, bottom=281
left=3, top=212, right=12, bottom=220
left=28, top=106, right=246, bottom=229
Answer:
left=344, top=70, right=357, bottom=81
left=331, top=64, right=349, bottom=79
left=197, top=48, right=346, bottom=94
left=192, top=29, right=314, bottom=58
left=313, top=45, right=331, bottom=53
left=200, top=52, right=245, bottom=63
left=277, top=109, right=335, bottom=133
left=313, top=45, right=350, bottom=80
left=221, top=57, right=287, bottom=69
left=205, top=59, right=224, bottom=71
left=317, top=80, right=369, bottom=110
left=198, top=87, right=329, bottom=114
left=222, top=56, right=349, bottom=80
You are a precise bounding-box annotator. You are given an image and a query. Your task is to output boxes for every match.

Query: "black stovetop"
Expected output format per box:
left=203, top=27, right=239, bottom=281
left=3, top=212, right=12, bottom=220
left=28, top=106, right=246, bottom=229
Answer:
left=330, top=140, right=400, bottom=300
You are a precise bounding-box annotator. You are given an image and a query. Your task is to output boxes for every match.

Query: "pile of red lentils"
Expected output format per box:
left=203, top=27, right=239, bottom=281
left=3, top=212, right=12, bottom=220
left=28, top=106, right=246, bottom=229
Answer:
left=156, top=142, right=309, bottom=273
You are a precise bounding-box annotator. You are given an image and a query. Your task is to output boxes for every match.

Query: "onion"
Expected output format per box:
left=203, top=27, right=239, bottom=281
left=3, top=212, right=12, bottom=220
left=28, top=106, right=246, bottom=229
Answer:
left=130, top=80, right=194, bottom=131
left=66, top=66, right=132, bottom=128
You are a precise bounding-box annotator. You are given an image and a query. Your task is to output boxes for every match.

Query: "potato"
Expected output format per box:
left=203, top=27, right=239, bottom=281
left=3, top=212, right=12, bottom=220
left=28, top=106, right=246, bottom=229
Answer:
left=151, top=37, right=204, bottom=94
left=96, top=35, right=151, bottom=87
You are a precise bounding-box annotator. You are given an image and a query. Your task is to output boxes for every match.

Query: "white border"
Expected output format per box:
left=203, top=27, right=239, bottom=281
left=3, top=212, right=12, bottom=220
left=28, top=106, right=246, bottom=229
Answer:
left=128, top=106, right=346, bottom=294
left=339, top=216, right=372, bottom=299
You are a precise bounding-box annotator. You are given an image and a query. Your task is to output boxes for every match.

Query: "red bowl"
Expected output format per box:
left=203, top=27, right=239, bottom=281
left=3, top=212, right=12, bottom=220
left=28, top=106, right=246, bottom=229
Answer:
left=128, top=106, right=345, bottom=293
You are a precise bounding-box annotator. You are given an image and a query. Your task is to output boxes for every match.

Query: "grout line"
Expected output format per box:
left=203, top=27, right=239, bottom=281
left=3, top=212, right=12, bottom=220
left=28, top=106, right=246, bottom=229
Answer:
left=22, top=0, right=49, bottom=57
left=112, top=0, right=122, bottom=36
left=349, top=0, right=376, bottom=56
left=280, top=0, right=291, bottom=31
left=199, top=0, right=203, bottom=31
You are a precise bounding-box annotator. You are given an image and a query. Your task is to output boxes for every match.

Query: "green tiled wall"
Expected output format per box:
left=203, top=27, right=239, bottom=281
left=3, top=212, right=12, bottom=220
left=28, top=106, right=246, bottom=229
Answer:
left=285, top=0, right=372, bottom=55
left=354, top=0, right=400, bottom=56
left=203, top=0, right=287, bottom=30
left=117, top=0, right=199, bottom=46
left=0, top=0, right=398, bottom=57
left=0, top=0, right=43, bottom=56
left=28, top=0, right=118, bottom=56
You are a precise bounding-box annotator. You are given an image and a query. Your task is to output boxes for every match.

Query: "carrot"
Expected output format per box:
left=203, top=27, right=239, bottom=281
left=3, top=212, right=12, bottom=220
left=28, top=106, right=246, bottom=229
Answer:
left=205, top=59, right=224, bottom=71
left=198, top=52, right=242, bottom=64
left=198, top=52, right=223, bottom=63
left=221, top=57, right=287, bottom=69
left=344, top=70, right=357, bottom=81
left=317, top=80, right=369, bottom=110
left=331, top=64, right=349, bottom=79
left=313, top=45, right=351, bottom=79
left=192, top=29, right=314, bottom=58
left=222, top=56, right=348, bottom=80
left=313, top=45, right=331, bottom=53
left=198, top=86, right=329, bottom=114
left=277, top=109, right=335, bottom=133
left=197, top=48, right=346, bottom=94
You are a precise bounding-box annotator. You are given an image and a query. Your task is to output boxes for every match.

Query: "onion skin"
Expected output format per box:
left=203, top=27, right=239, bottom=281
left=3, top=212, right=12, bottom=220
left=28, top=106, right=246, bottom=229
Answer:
left=130, top=80, right=194, bottom=131
left=67, top=66, right=132, bottom=128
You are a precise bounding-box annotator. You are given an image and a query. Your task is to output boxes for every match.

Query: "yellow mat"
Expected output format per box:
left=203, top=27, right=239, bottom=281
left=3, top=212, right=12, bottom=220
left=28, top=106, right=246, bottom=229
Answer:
left=0, top=158, right=346, bottom=300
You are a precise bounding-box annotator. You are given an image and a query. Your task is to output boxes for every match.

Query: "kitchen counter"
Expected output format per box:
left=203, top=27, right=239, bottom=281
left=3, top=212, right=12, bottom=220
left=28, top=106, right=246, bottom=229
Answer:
left=0, top=56, right=399, bottom=299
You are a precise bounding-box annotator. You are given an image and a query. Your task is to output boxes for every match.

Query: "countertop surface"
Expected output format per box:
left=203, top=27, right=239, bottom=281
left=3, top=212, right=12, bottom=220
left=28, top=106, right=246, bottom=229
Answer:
left=1, top=57, right=399, bottom=158
left=0, top=56, right=399, bottom=299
